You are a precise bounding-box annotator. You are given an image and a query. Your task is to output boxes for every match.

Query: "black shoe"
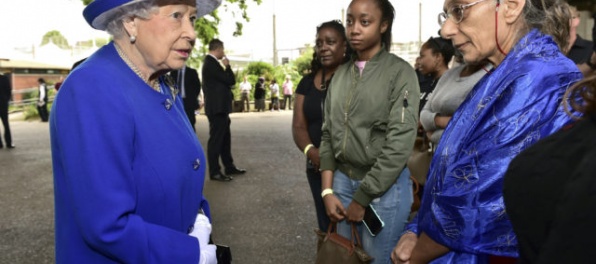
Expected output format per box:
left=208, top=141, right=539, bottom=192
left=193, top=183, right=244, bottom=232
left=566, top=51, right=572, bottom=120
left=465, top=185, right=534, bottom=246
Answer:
left=210, top=173, right=233, bottom=182
left=7, top=145, right=15, bottom=149
left=225, top=167, right=246, bottom=175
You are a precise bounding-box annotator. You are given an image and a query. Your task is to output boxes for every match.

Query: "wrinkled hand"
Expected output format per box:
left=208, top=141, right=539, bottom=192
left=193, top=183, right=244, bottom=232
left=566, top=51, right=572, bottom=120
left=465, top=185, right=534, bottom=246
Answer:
left=199, top=244, right=217, bottom=264
left=189, top=214, right=212, bottom=248
left=323, top=194, right=346, bottom=222
left=391, top=232, right=418, bottom=264
left=346, top=201, right=365, bottom=223
left=307, top=147, right=320, bottom=171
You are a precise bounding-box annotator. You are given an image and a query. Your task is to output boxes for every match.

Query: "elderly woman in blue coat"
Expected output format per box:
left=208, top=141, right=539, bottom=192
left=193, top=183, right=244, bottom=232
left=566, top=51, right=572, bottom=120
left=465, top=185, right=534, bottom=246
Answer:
left=50, top=0, right=221, bottom=263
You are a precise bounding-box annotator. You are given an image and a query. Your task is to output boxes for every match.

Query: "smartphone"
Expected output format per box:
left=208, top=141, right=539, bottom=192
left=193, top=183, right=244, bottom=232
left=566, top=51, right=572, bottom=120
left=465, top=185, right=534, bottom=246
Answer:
left=363, top=205, right=385, bottom=236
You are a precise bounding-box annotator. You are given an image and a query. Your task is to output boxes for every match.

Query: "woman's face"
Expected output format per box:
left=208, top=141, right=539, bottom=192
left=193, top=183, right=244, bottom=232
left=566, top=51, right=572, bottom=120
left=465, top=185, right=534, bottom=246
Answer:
left=440, top=0, right=498, bottom=65
left=133, top=1, right=197, bottom=72
left=346, top=0, right=387, bottom=55
left=316, top=27, right=346, bottom=69
left=418, top=47, right=439, bottom=76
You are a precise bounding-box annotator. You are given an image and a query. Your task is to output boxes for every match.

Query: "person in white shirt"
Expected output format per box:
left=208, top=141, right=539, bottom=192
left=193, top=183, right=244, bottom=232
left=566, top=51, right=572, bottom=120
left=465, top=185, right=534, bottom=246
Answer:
left=239, top=76, right=252, bottom=112
left=269, top=79, right=280, bottom=111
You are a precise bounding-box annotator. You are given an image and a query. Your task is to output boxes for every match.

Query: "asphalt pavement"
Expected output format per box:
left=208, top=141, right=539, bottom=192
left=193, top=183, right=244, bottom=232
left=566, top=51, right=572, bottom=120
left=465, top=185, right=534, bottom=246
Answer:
left=0, top=110, right=320, bottom=263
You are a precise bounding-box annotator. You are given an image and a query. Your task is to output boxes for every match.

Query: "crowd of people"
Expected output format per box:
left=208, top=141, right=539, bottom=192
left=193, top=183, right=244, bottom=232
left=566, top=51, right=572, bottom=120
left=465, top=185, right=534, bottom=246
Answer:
left=31, top=0, right=596, bottom=263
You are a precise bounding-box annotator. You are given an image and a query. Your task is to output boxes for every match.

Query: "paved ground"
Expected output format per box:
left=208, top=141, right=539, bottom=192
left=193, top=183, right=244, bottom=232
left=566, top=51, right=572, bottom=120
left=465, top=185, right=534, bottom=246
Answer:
left=0, top=110, right=320, bottom=263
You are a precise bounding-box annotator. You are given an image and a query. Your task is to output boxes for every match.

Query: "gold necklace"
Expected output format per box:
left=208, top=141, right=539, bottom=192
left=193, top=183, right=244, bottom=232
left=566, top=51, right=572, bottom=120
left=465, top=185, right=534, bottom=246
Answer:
left=114, top=44, right=161, bottom=93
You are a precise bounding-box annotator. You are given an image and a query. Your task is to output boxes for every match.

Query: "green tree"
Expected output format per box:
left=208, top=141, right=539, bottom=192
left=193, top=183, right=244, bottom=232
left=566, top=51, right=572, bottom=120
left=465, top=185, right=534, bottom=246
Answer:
left=41, top=30, right=70, bottom=49
left=294, top=45, right=315, bottom=76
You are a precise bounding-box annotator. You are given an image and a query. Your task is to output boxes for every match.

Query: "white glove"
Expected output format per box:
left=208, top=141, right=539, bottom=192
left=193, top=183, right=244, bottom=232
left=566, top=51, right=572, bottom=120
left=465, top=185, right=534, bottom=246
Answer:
left=189, top=213, right=212, bottom=248
left=199, top=244, right=217, bottom=264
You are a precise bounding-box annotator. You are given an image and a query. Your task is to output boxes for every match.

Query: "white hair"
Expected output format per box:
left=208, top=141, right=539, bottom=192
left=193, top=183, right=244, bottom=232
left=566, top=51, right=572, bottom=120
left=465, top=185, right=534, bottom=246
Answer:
left=104, top=0, right=159, bottom=39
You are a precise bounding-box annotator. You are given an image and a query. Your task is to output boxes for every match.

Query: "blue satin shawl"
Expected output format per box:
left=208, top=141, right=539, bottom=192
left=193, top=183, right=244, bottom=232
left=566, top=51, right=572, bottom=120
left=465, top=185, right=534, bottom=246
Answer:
left=406, top=30, right=582, bottom=263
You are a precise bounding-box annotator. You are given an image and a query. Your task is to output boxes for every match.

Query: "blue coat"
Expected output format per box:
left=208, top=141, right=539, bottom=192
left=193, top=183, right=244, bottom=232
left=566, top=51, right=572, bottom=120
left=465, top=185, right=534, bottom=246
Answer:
left=407, top=30, right=582, bottom=263
left=50, top=42, right=209, bottom=263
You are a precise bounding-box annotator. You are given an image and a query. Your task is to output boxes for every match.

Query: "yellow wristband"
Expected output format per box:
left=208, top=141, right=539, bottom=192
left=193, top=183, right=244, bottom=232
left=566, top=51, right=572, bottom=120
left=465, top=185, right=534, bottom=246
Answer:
left=303, top=144, right=315, bottom=156
left=321, top=188, right=334, bottom=198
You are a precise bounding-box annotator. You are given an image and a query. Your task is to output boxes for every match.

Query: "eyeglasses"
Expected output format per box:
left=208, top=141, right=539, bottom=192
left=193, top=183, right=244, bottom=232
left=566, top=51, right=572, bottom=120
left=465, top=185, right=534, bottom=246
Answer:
left=438, top=0, right=490, bottom=25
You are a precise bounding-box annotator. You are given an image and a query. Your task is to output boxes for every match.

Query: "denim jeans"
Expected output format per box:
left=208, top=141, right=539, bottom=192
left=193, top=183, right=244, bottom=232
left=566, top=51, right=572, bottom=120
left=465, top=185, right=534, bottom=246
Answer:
left=333, top=168, right=413, bottom=264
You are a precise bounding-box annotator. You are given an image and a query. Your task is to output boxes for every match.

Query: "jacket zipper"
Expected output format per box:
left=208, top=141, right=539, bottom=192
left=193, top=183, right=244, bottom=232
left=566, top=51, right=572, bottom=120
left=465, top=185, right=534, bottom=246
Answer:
left=402, top=90, right=409, bottom=123
left=341, top=65, right=359, bottom=164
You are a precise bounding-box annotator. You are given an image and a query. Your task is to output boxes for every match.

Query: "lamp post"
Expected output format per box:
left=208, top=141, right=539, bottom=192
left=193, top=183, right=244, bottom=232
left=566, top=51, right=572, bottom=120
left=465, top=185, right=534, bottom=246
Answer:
left=419, top=0, right=422, bottom=48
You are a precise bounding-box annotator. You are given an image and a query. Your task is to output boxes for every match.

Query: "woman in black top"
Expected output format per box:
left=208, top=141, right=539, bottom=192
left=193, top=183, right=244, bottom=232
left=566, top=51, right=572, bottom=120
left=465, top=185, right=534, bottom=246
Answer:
left=504, top=75, right=596, bottom=263
left=292, top=20, right=350, bottom=232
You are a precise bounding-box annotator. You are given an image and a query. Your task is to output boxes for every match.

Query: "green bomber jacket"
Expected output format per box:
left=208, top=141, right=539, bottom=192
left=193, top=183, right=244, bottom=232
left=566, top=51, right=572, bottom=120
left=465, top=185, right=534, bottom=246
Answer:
left=319, top=48, right=420, bottom=207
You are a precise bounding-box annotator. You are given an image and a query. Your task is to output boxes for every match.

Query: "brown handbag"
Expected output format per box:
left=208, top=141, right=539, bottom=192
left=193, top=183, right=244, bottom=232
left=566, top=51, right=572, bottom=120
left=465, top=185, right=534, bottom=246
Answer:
left=407, top=136, right=433, bottom=186
left=315, top=222, right=373, bottom=264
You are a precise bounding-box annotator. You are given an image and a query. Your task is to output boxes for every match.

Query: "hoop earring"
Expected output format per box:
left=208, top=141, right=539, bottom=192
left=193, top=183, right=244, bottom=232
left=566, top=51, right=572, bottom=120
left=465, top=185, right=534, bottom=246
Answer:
left=130, top=35, right=136, bottom=44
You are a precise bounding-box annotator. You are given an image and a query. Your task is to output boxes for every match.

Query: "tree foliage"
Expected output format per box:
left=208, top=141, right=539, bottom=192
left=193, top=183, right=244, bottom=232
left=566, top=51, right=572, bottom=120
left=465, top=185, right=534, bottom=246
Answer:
left=41, top=30, right=71, bottom=49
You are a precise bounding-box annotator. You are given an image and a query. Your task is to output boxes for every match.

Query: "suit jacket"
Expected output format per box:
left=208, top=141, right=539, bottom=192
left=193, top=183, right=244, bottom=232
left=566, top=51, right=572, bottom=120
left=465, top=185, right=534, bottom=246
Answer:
left=201, top=55, right=235, bottom=116
left=50, top=42, right=210, bottom=263
left=171, top=66, right=201, bottom=111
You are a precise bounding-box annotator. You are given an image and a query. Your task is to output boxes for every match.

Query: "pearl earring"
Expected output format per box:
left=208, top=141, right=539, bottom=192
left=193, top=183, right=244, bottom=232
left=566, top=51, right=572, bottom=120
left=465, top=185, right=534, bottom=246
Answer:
left=130, top=35, right=136, bottom=43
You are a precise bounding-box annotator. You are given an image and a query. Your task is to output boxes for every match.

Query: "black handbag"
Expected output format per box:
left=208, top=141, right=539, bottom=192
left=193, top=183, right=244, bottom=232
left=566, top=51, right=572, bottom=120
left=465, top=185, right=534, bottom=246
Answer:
left=216, top=244, right=232, bottom=264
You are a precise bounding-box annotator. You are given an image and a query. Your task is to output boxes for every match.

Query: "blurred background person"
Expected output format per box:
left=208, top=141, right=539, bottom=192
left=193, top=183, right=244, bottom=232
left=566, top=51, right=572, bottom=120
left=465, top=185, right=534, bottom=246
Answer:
left=202, top=38, right=246, bottom=181
left=37, top=78, right=49, bottom=122
left=292, top=19, right=350, bottom=233
left=504, top=75, right=595, bottom=264
left=171, top=64, right=202, bottom=130
left=239, top=75, right=252, bottom=112
left=269, top=79, right=280, bottom=111
left=50, top=0, right=222, bottom=262
left=254, top=77, right=266, bottom=112
left=393, top=0, right=582, bottom=263
left=0, top=73, right=14, bottom=149
left=282, top=75, right=294, bottom=110
left=566, top=4, right=593, bottom=77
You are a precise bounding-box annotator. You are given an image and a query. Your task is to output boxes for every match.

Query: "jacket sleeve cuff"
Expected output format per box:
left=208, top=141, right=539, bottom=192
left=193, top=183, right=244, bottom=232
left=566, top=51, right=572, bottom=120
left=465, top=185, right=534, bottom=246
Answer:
left=319, top=155, right=336, bottom=172
left=404, top=216, right=419, bottom=235
left=353, top=188, right=374, bottom=207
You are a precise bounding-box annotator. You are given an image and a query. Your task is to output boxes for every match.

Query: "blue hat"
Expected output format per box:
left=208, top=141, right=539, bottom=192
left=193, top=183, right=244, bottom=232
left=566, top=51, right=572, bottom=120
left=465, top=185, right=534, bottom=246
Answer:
left=83, top=0, right=222, bottom=30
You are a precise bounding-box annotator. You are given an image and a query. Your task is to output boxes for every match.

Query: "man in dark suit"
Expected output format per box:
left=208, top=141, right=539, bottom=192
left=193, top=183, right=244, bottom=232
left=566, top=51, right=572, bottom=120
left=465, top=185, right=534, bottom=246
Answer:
left=0, top=73, right=14, bottom=148
left=202, top=39, right=246, bottom=182
left=171, top=65, right=201, bottom=129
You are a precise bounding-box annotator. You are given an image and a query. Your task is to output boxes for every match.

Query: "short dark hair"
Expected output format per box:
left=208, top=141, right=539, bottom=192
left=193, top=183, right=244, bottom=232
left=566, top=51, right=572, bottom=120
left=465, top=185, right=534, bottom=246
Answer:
left=423, top=36, right=454, bottom=67
left=208, top=39, right=223, bottom=51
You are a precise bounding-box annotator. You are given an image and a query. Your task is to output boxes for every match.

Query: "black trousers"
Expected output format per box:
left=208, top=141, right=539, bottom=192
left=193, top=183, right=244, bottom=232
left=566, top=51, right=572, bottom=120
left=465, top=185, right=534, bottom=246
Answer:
left=207, top=114, right=234, bottom=176
left=306, top=165, right=330, bottom=232
left=184, top=107, right=196, bottom=130
left=0, top=102, right=11, bottom=147
left=37, top=103, right=48, bottom=122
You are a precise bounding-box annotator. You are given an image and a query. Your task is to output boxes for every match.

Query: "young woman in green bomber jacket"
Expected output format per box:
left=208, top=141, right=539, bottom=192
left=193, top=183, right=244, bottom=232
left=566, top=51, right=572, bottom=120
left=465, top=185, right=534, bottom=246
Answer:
left=318, top=0, right=420, bottom=263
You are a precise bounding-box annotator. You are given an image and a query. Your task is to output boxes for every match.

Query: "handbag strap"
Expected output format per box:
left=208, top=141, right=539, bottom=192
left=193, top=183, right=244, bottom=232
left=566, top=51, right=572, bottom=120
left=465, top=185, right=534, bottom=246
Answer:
left=410, top=176, right=420, bottom=195
left=326, top=222, right=364, bottom=248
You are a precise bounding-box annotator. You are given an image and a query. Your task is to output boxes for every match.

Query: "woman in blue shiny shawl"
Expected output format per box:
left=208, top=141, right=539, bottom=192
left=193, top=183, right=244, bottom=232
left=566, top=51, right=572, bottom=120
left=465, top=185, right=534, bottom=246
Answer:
left=50, top=0, right=222, bottom=263
left=391, top=0, right=582, bottom=263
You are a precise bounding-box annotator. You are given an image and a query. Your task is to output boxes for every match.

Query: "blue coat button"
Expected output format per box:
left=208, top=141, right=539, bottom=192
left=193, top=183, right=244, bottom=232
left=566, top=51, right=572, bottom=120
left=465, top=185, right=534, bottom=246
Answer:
left=164, top=99, right=172, bottom=110
left=193, top=159, right=201, bottom=170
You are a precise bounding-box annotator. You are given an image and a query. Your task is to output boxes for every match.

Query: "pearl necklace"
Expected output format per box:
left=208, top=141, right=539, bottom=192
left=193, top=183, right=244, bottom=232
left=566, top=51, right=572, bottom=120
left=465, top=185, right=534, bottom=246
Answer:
left=114, top=43, right=161, bottom=93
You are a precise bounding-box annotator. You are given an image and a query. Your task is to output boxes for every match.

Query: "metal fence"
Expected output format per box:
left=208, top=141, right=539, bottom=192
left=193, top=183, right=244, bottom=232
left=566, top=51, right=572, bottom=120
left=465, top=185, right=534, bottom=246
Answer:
left=8, top=85, right=55, bottom=108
